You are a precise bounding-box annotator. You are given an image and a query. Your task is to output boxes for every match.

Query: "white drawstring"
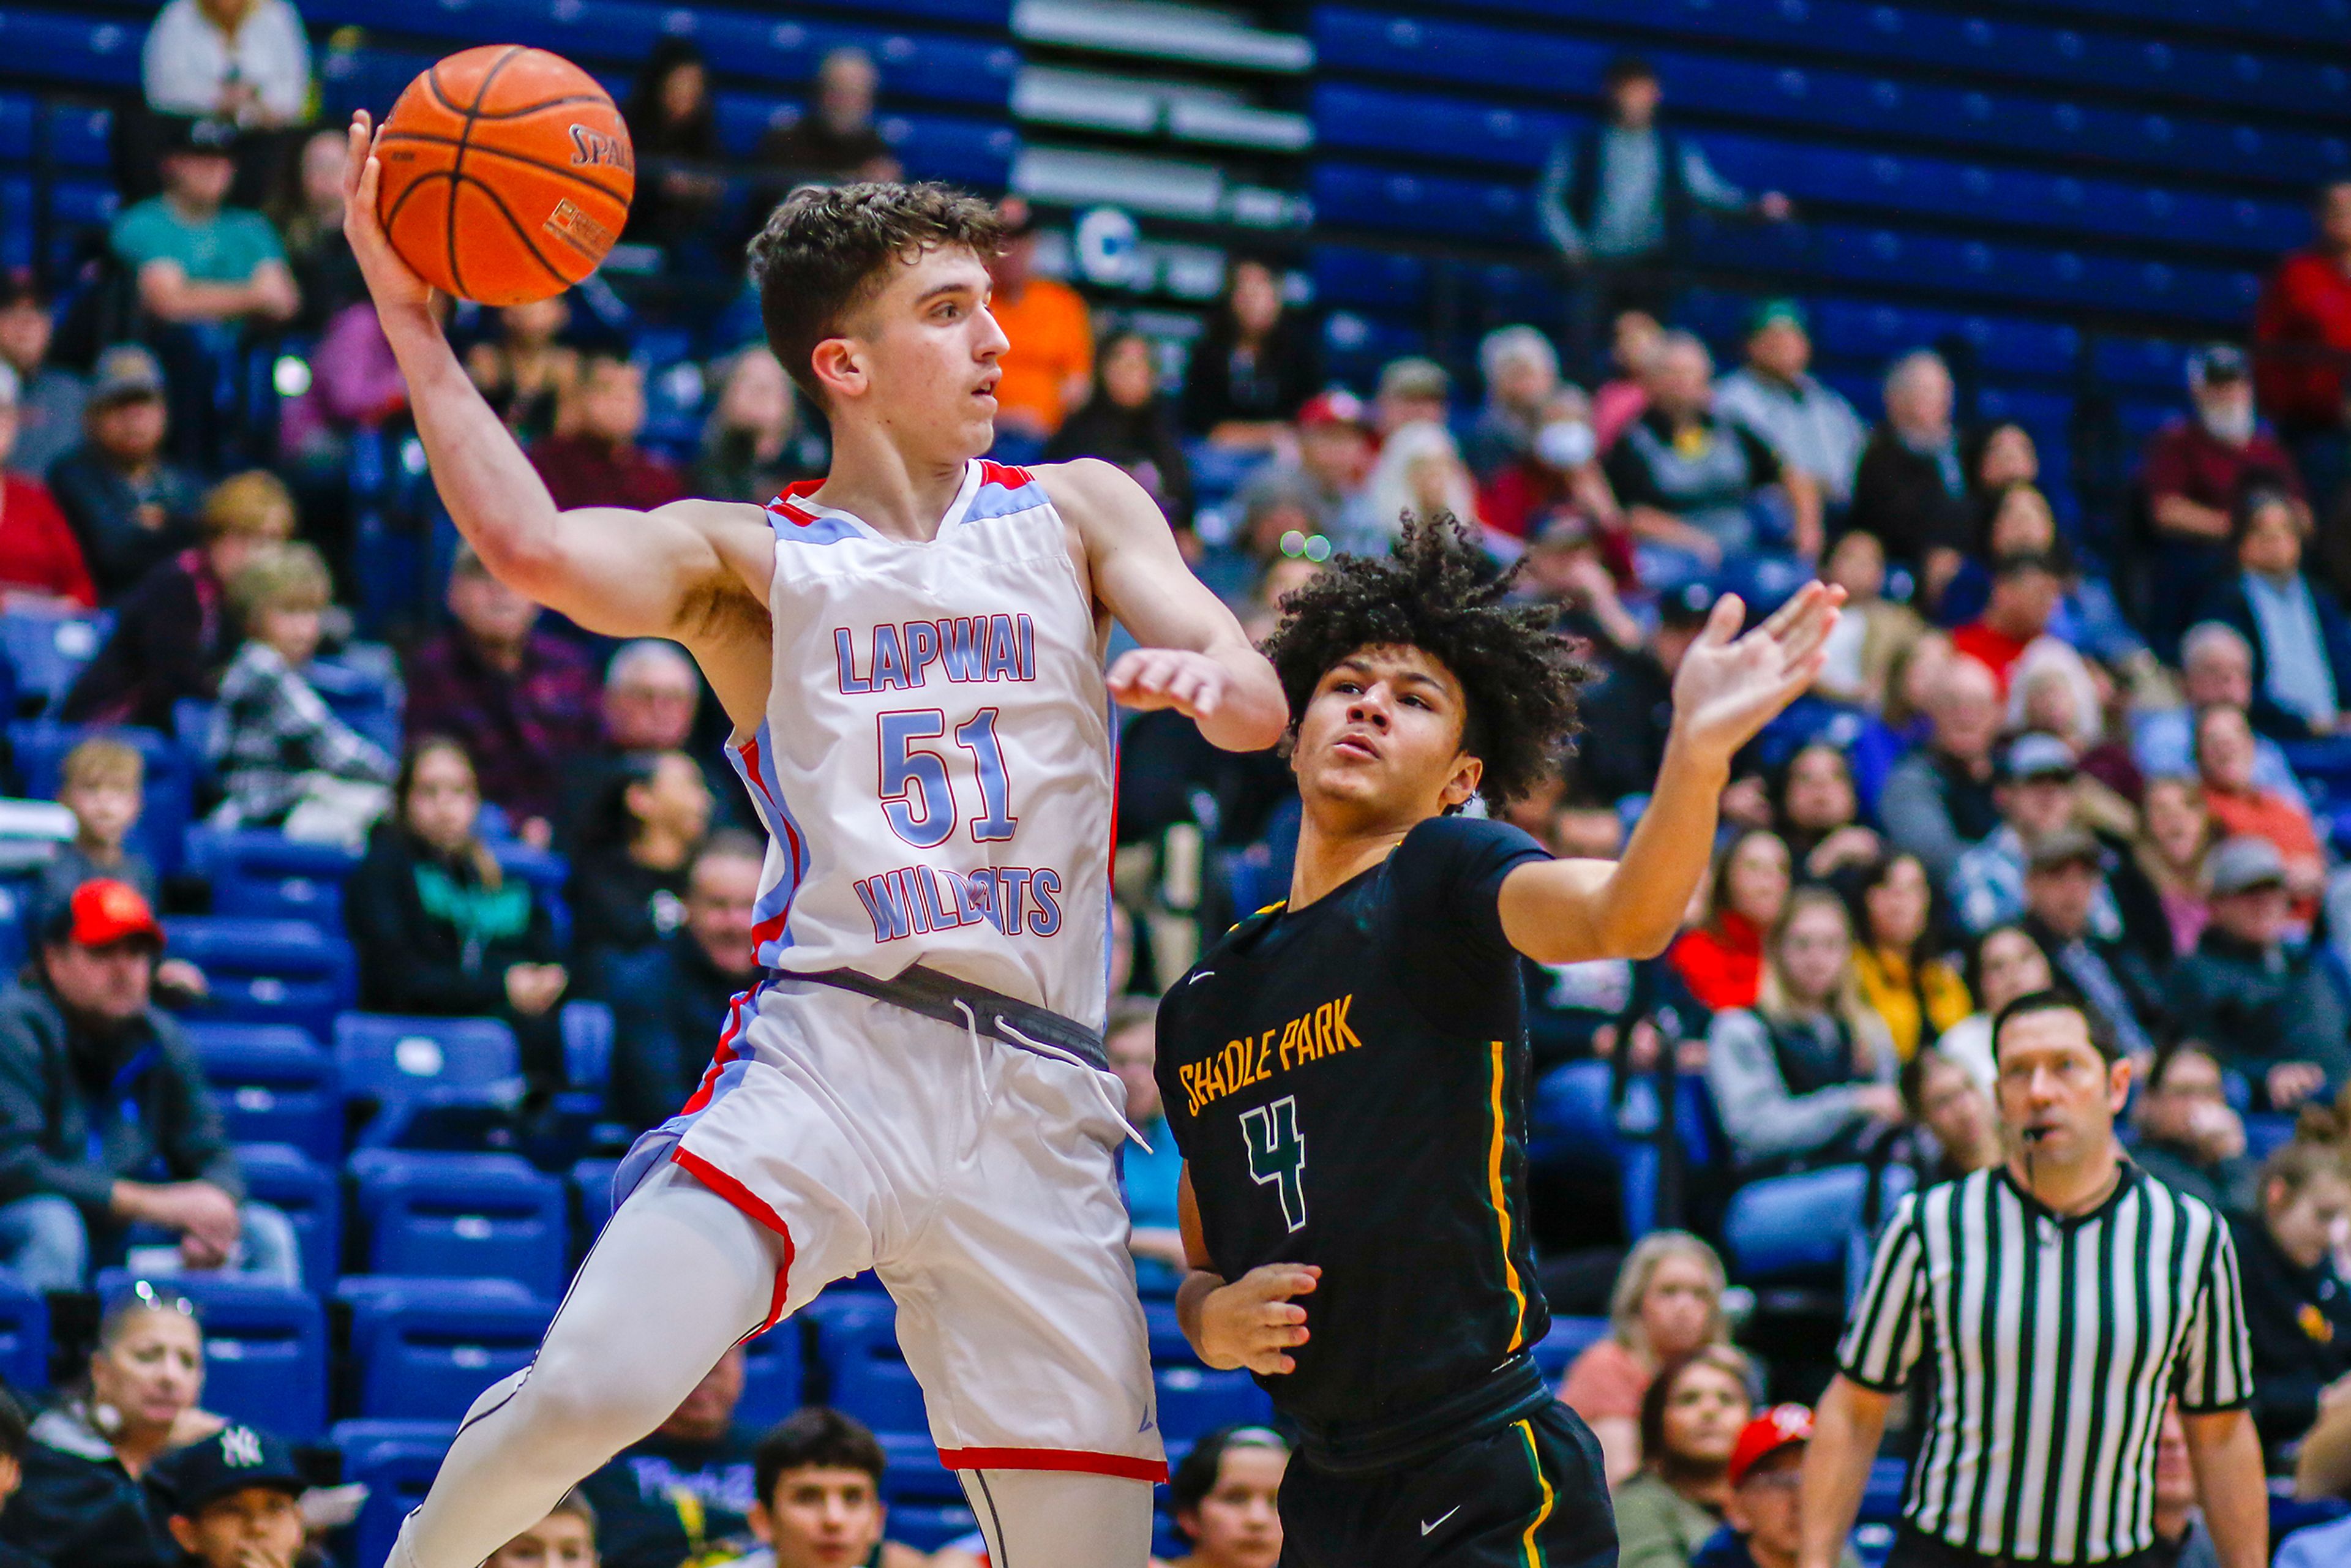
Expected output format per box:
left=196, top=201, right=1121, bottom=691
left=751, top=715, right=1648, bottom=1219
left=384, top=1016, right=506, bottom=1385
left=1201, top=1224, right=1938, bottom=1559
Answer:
left=951, top=998, right=997, bottom=1119
left=996, top=1018, right=1151, bottom=1149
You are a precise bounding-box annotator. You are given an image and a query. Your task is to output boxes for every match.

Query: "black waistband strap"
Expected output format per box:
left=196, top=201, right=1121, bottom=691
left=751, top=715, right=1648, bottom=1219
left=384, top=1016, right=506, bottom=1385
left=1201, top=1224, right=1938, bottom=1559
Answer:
left=1292, top=1353, right=1551, bottom=1476
left=785, top=964, right=1108, bottom=1072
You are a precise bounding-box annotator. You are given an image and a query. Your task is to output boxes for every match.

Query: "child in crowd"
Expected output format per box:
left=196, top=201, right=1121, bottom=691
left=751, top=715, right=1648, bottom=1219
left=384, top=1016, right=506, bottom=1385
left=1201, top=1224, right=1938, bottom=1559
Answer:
left=722, top=1409, right=923, bottom=1568
left=43, top=735, right=205, bottom=998
left=487, top=1494, right=598, bottom=1568
left=154, top=1424, right=310, bottom=1568
left=208, top=541, right=396, bottom=842
left=43, top=735, right=157, bottom=911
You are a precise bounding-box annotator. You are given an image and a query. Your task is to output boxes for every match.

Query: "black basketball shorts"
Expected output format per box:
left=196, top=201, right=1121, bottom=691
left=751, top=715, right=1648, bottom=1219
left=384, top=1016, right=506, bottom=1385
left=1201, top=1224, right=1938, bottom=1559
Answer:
left=1278, top=1401, right=1618, bottom=1568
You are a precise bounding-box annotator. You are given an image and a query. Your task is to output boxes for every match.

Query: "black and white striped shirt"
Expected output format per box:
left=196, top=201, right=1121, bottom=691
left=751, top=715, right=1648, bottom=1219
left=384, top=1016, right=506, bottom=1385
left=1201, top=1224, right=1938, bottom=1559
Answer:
left=1839, top=1165, right=2252, bottom=1565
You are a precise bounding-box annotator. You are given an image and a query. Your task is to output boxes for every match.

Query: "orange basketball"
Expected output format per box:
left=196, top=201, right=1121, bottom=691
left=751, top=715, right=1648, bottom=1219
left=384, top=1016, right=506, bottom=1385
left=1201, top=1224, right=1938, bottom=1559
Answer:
left=374, top=45, right=635, bottom=307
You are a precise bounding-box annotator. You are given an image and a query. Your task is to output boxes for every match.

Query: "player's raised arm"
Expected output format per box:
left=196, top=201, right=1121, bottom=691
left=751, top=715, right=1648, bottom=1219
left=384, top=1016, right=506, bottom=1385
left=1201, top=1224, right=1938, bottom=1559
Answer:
left=1039, top=459, right=1287, bottom=753
left=340, top=113, right=768, bottom=642
left=1498, top=582, right=1841, bottom=964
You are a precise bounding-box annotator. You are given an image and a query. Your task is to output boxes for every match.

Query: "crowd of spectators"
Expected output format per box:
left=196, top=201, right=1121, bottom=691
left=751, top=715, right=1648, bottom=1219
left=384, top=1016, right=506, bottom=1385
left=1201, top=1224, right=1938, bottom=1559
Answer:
left=0, top=14, right=2348, bottom=1565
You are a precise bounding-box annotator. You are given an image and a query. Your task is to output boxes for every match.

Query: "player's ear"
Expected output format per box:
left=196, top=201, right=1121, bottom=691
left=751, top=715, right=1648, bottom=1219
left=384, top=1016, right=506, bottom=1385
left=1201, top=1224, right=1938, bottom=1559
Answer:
left=809, top=336, right=866, bottom=403
left=1440, top=753, right=1483, bottom=810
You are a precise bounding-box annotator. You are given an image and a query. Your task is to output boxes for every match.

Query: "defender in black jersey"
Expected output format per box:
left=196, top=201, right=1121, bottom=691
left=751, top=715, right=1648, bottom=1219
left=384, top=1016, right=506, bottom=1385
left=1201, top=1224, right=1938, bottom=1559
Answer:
left=1157, top=520, right=1840, bottom=1567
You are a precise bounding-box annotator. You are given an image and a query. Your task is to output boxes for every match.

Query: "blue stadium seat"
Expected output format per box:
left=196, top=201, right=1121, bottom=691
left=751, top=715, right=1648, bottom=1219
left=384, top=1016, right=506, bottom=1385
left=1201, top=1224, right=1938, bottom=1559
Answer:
left=332, top=1420, right=452, bottom=1568
left=0, top=12, right=142, bottom=88
left=332, top=1013, right=522, bottom=1146
left=184, top=1022, right=341, bottom=1162
left=1154, top=1365, right=1272, bottom=1443
left=351, top=1150, right=568, bottom=1296
left=1, top=615, right=107, bottom=716
left=0, top=96, right=31, bottom=164
left=47, top=178, right=118, bottom=230
left=163, top=918, right=355, bottom=1034
left=1861, top=1458, right=1910, bottom=1525
left=0, top=177, right=27, bottom=272
left=2244, top=1114, right=2297, bottom=1164
left=877, top=1433, right=978, bottom=1551
left=0, top=876, right=34, bottom=978
left=232, top=1142, right=340, bottom=1289
left=1311, top=163, right=1534, bottom=246
left=571, top=1157, right=622, bottom=1245
left=737, top=1321, right=803, bottom=1431
left=183, top=829, right=362, bottom=924
left=1529, top=1316, right=1608, bottom=1386
left=42, top=102, right=110, bottom=169
left=1722, top=1164, right=1915, bottom=1288
left=878, top=113, right=1021, bottom=187
left=1527, top=1062, right=1617, bottom=1180
left=1310, top=246, right=1430, bottom=312
left=339, top=1277, right=554, bottom=1422
left=97, top=1270, right=328, bottom=1438
left=560, top=1000, right=615, bottom=1097
left=804, top=1295, right=925, bottom=1433
left=0, top=1274, right=49, bottom=1392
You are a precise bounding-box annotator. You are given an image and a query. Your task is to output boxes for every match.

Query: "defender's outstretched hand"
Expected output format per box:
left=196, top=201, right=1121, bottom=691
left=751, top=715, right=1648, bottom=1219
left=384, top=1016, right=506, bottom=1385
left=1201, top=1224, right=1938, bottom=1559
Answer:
left=1668, top=581, right=1844, bottom=768
left=1194, top=1263, right=1320, bottom=1376
left=340, top=111, right=435, bottom=314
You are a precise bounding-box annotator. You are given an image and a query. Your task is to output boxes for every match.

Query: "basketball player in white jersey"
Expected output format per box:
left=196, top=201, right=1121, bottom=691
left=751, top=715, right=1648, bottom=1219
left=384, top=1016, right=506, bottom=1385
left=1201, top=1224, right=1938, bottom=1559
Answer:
left=338, top=114, right=1288, bottom=1568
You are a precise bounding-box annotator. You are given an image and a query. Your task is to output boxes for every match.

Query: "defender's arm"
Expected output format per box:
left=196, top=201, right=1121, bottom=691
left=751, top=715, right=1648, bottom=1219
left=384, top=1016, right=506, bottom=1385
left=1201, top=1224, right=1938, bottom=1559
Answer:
left=1499, top=583, right=1839, bottom=964
left=1040, top=459, right=1287, bottom=753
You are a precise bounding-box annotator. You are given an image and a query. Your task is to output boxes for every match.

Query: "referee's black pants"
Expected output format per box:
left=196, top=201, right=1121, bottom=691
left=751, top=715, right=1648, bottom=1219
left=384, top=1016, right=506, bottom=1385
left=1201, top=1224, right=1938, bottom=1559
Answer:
left=1886, top=1525, right=2167, bottom=1568
left=1278, top=1401, right=1616, bottom=1567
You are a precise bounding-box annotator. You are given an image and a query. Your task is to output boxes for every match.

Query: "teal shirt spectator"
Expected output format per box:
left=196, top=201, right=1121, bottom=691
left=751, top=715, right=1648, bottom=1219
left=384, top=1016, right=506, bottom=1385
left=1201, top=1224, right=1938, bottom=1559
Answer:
left=110, top=197, right=285, bottom=285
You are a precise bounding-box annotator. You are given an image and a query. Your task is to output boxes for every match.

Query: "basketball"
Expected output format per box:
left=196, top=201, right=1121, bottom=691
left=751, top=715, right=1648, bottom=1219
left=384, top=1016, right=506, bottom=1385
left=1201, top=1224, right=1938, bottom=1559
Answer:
left=373, top=45, right=635, bottom=307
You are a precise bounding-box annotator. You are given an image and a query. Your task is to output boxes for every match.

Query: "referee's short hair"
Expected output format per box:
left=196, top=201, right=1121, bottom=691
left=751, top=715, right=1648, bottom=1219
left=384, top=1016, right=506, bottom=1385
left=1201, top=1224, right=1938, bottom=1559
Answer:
left=1989, top=989, right=2118, bottom=1065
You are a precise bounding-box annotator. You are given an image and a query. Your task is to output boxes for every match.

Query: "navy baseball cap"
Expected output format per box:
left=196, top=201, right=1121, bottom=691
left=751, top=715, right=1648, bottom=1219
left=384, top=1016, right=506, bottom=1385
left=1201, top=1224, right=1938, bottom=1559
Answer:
left=154, top=1424, right=307, bottom=1517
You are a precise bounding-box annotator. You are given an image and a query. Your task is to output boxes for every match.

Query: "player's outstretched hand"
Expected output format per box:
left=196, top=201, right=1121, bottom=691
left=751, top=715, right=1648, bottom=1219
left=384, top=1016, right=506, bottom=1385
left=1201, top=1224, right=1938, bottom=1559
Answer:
left=1108, top=647, right=1238, bottom=725
left=1667, top=580, right=1845, bottom=769
left=1196, top=1263, right=1320, bottom=1376
left=340, top=111, right=435, bottom=315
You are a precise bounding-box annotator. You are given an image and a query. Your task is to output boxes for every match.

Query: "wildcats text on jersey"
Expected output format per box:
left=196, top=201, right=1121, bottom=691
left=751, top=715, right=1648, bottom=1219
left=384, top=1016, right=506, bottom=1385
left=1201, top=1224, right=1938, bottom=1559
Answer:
left=854, top=863, right=1064, bottom=943
left=834, top=614, right=1037, bottom=694
left=1176, top=992, right=1363, bottom=1117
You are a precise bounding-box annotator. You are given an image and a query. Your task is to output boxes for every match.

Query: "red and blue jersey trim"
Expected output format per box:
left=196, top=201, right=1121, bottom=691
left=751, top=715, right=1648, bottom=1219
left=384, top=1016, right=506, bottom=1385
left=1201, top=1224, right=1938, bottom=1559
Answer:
left=729, top=721, right=806, bottom=967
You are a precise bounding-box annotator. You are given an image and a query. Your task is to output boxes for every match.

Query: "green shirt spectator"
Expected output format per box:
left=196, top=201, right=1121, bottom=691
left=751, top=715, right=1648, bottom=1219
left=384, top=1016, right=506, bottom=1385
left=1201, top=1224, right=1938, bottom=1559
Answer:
left=108, top=118, right=299, bottom=328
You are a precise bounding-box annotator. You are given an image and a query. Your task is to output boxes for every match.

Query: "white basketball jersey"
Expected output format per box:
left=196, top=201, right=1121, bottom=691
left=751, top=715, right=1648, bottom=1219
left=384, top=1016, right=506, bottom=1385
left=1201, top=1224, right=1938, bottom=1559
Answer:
left=728, top=459, right=1114, bottom=1027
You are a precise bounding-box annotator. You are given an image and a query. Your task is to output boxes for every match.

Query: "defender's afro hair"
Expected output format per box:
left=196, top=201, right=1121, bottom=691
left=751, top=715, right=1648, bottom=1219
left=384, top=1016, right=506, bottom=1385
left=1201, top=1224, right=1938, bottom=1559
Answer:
left=1260, top=515, right=1590, bottom=808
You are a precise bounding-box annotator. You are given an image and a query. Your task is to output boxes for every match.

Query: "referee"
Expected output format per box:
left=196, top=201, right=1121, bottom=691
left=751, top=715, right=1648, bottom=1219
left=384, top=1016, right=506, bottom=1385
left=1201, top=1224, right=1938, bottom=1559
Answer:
left=1797, top=991, right=2268, bottom=1568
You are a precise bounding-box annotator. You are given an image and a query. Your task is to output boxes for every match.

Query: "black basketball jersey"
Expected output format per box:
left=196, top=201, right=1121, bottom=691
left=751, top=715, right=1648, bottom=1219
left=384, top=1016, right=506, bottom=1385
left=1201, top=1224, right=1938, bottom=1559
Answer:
left=1156, top=816, right=1556, bottom=1463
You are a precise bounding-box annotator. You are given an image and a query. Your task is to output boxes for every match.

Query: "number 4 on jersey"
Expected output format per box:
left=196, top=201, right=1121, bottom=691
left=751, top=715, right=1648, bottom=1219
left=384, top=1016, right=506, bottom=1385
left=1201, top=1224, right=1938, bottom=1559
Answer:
left=1241, top=1096, right=1308, bottom=1233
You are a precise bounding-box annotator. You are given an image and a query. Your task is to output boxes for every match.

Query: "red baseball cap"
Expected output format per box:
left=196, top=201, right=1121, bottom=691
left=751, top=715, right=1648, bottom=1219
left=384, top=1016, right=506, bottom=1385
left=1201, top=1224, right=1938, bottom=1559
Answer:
left=1728, top=1404, right=1816, bottom=1487
left=51, top=880, right=164, bottom=950
left=1297, top=389, right=1371, bottom=432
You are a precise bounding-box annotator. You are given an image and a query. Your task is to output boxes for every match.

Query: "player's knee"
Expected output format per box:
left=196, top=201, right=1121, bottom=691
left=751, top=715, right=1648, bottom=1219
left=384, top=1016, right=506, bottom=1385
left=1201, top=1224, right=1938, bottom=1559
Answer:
left=509, top=1348, right=672, bottom=1447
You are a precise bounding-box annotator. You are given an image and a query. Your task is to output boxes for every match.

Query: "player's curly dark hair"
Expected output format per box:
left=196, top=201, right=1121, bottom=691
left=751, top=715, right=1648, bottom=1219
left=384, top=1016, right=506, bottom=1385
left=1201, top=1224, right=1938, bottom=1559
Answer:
left=1260, top=515, right=1589, bottom=808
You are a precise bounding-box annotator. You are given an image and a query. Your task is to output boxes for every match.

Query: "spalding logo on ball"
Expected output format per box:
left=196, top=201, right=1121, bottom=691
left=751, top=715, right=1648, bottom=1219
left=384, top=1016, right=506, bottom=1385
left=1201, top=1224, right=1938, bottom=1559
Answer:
left=375, top=45, right=635, bottom=306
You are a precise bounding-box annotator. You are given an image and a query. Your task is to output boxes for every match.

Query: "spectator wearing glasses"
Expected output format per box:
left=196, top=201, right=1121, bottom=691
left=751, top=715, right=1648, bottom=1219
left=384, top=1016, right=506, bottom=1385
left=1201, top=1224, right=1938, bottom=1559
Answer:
left=1696, top=1406, right=1843, bottom=1568
left=0, top=883, right=299, bottom=1293
left=5, top=1285, right=223, bottom=1568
